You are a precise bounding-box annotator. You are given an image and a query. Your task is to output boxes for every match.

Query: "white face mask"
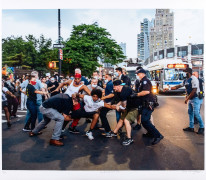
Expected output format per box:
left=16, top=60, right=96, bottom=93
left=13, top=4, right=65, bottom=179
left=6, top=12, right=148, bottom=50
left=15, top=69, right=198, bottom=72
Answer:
left=105, top=79, right=109, bottom=84
left=114, top=72, right=119, bottom=77
left=93, top=76, right=98, bottom=80
left=92, top=84, right=97, bottom=88
left=136, top=74, right=140, bottom=80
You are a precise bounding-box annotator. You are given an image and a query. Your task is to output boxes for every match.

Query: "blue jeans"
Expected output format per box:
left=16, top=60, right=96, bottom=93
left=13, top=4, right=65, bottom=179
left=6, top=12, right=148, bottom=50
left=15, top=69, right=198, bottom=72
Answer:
left=116, top=110, right=121, bottom=123
left=24, top=99, right=37, bottom=130
left=25, top=100, right=43, bottom=124
left=188, top=97, right=204, bottom=128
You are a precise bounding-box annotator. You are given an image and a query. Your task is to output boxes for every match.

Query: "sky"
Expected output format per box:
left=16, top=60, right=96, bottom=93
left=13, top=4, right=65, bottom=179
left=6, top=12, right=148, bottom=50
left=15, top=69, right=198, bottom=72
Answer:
left=2, top=9, right=204, bottom=58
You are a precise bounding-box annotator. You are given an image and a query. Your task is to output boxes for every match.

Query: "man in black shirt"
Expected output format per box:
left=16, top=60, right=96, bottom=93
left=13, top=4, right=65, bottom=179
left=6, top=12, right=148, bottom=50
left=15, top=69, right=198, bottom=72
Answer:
left=48, top=77, right=60, bottom=96
left=115, top=67, right=131, bottom=86
left=109, top=80, right=141, bottom=146
left=29, top=93, right=74, bottom=146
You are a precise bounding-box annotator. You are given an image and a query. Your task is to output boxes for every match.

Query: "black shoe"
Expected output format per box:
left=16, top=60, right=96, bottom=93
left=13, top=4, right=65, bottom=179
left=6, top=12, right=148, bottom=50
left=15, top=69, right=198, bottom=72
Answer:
left=7, top=122, right=12, bottom=128
left=122, top=138, right=134, bottom=146
left=142, top=132, right=154, bottom=138
left=22, top=127, right=31, bottom=132
left=152, top=135, right=164, bottom=145
left=85, top=119, right=91, bottom=123
left=197, top=128, right=204, bottom=134
left=68, top=126, right=80, bottom=134
left=106, top=131, right=117, bottom=138
left=12, top=115, right=19, bottom=118
left=183, top=127, right=194, bottom=132
left=133, top=124, right=141, bottom=130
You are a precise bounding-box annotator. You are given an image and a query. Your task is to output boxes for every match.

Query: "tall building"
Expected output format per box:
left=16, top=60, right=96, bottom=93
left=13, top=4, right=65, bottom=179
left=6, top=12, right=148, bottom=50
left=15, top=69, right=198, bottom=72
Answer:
left=150, top=9, right=174, bottom=54
left=137, top=18, right=153, bottom=61
left=119, top=42, right=126, bottom=57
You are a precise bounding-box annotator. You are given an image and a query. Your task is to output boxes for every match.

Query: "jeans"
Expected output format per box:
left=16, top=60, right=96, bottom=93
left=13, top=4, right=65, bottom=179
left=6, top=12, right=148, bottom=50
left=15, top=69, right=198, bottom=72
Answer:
left=32, top=106, right=64, bottom=140
left=141, top=107, right=162, bottom=138
left=100, top=107, right=111, bottom=132
left=25, top=100, right=43, bottom=124
left=24, top=99, right=37, bottom=130
left=21, top=92, right=27, bottom=109
left=188, top=97, right=204, bottom=128
left=116, top=110, right=121, bottom=123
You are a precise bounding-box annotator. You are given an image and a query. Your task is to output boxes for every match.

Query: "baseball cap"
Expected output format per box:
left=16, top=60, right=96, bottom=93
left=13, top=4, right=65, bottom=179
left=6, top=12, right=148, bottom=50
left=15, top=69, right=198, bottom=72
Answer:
left=113, top=80, right=125, bottom=86
left=183, top=68, right=192, bottom=74
left=136, top=68, right=146, bottom=74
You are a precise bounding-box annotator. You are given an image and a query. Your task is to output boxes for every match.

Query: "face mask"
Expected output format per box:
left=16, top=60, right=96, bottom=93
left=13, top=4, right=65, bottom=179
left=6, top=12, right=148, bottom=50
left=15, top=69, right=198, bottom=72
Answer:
left=186, top=73, right=189, bottom=78
left=92, top=84, right=97, bottom=88
left=93, top=76, right=98, bottom=80
left=70, top=77, right=74, bottom=80
left=136, top=74, right=140, bottom=80
left=105, top=79, right=108, bottom=84
left=51, top=78, right=54, bottom=81
left=114, top=72, right=119, bottom=77
left=31, top=81, right=36, bottom=85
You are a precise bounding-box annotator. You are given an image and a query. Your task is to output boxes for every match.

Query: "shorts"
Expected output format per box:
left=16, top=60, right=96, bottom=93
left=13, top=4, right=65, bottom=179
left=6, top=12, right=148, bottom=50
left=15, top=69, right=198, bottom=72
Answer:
left=120, top=108, right=139, bottom=124
left=2, top=101, right=8, bottom=109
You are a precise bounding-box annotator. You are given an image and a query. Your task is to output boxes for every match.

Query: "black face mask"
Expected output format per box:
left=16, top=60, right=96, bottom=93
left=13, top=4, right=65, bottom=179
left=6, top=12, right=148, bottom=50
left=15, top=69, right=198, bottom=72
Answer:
left=186, top=73, right=189, bottom=79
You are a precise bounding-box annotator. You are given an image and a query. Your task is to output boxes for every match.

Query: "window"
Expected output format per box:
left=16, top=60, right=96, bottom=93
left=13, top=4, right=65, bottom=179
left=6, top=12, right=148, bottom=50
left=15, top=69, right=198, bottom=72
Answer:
left=167, top=52, right=174, bottom=58
left=192, top=49, right=203, bottom=55
left=164, top=69, right=179, bottom=80
left=178, top=51, right=187, bottom=57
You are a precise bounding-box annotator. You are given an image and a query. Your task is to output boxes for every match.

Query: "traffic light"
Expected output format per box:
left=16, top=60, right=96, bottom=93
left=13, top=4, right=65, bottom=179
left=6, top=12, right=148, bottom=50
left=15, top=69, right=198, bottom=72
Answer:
left=48, top=61, right=57, bottom=69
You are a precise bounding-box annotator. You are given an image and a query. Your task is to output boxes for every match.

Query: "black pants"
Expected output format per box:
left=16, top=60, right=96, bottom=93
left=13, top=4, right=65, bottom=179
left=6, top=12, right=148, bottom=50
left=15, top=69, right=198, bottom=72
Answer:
left=71, top=108, right=96, bottom=119
left=99, top=107, right=111, bottom=132
left=141, top=107, right=162, bottom=138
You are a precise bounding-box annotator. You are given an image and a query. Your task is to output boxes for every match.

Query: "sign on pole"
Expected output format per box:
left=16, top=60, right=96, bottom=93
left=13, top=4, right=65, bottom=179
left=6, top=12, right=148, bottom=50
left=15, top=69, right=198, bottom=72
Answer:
left=59, top=49, right=63, bottom=60
left=53, top=44, right=65, bottom=48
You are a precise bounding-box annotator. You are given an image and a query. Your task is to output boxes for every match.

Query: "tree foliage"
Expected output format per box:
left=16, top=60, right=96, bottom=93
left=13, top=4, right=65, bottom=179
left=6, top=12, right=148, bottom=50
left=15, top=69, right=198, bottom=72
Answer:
left=62, top=23, right=126, bottom=76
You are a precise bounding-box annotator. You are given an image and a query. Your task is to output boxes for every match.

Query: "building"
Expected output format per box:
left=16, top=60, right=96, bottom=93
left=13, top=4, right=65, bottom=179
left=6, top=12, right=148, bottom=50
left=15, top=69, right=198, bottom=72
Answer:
left=137, top=18, right=153, bottom=62
left=150, top=9, right=174, bottom=55
left=119, top=42, right=126, bottom=57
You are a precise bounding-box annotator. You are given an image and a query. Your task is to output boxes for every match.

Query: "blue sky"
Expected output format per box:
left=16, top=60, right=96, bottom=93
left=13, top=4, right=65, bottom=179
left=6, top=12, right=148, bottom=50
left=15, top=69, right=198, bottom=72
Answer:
left=2, top=9, right=204, bottom=57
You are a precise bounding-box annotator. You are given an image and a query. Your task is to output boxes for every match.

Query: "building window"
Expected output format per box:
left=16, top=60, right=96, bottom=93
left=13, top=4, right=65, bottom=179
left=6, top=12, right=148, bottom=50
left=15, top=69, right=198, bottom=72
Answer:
left=178, top=51, right=187, bottom=57
left=167, top=52, right=174, bottom=58
left=192, top=49, right=203, bottom=55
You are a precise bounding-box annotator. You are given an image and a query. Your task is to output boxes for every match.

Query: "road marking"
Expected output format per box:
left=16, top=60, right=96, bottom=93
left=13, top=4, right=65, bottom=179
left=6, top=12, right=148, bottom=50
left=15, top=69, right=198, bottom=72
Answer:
left=158, top=96, right=185, bottom=98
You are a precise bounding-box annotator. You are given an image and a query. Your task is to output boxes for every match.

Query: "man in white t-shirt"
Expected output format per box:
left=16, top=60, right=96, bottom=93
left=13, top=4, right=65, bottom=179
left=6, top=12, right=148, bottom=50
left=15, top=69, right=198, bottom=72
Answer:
left=70, top=89, right=116, bottom=140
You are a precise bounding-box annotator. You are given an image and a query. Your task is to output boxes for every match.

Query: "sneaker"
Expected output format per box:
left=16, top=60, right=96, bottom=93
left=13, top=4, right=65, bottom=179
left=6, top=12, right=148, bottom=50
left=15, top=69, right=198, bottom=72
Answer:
left=7, top=122, right=12, bottom=128
left=152, top=135, right=164, bottom=145
left=133, top=124, right=142, bottom=130
left=61, top=129, right=66, bottom=133
left=122, top=138, right=134, bottom=146
left=197, top=128, right=204, bottom=134
left=86, top=130, right=94, bottom=140
left=68, top=126, right=80, bottom=134
left=22, top=127, right=31, bottom=132
left=105, top=131, right=117, bottom=138
left=183, top=127, right=194, bottom=132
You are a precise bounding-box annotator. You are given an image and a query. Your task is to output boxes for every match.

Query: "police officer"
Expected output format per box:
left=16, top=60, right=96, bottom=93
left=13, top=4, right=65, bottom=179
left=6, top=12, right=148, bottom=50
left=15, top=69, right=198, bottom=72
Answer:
left=133, top=68, right=163, bottom=145
left=165, top=68, right=204, bottom=134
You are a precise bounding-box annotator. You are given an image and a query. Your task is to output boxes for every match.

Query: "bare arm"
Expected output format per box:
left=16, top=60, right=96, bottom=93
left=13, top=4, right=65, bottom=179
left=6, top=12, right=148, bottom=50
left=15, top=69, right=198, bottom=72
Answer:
left=104, top=103, right=116, bottom=110
left=101, top=93, right=114, bottom=100
left=185, top=88, right=197, bottom=104
left=137, top=91, right=150, bottom=96
left=80, top=85, right=91, bottom=95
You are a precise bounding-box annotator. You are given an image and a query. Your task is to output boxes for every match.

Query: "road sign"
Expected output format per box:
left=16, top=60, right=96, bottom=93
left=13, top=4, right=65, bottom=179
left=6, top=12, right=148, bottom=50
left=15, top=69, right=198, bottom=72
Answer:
left=53, top=44, right=65, bottom=48
left=59, top=49, right=63, bottom=60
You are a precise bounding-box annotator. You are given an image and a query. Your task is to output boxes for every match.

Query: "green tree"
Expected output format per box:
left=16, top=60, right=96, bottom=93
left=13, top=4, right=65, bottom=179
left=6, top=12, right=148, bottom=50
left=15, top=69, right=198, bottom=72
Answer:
left=62, top=23, right=126, bottom=76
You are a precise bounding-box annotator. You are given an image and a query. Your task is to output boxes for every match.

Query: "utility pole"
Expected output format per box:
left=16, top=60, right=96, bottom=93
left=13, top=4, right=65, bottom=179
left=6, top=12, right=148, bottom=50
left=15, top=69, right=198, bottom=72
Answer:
left=58, top=9, right=61, bottom=82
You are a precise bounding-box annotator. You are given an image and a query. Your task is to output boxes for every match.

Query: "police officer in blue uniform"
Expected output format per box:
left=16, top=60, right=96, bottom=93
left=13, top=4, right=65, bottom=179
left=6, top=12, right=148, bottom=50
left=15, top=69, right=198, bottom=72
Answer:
left=133, top=68, right=163, bottom=145
left=165, top=68, right=204, bottom=134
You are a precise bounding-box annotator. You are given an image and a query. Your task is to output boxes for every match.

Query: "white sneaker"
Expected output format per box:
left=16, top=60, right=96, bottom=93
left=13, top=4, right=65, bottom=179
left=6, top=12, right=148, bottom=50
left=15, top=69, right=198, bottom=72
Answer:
left=86, top=131, right=94, bottom=140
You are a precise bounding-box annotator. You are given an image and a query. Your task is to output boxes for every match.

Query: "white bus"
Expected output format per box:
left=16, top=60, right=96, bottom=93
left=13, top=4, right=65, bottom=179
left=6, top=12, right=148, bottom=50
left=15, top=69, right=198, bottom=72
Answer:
left=146, top=59, right=192, bottom=93
left=125, top=66, right=158, bottom=94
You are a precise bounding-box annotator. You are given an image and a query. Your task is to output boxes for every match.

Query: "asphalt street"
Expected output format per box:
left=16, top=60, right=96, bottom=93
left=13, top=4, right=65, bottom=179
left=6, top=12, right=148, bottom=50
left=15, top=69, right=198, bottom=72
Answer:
left=2, top=95, right=204, bottom=170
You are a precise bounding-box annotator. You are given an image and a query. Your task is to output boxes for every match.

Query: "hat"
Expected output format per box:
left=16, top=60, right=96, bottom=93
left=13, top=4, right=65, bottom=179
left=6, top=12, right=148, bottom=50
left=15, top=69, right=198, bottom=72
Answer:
left=113, top=80, right=124, bottom=86
left=74, top=73, right=82, bottom=78
left=183, top=68, right=192, bottom=74
left=136, top=68, right=146, bottom=74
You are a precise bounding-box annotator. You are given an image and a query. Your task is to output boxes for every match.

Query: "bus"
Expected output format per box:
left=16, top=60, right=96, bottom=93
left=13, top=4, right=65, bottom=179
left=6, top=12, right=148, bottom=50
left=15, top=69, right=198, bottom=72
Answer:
left=146, top=59, right=192, bottom=93
left=125, top=66, right=158, bottom=94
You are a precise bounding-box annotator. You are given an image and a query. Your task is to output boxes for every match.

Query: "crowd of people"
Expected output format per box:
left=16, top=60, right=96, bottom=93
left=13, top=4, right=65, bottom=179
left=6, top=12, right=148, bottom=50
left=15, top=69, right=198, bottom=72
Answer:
left=2, top=66, right=203, bottom=147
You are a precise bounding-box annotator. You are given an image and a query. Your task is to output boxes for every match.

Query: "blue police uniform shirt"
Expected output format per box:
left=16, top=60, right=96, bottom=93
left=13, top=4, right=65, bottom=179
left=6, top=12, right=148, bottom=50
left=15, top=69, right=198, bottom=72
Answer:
left=20, top=79, right=44, bottom=102
left=105, top=80, right=113, bottom=103
left=139, top=76, right=154, bottom=102
left=183, top=75, right=200, bottom=99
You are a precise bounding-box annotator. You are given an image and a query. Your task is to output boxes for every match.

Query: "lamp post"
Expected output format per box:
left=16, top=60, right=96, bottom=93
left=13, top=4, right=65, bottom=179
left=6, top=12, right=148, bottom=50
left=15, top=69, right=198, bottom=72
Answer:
left=58, top=9, right=61, bottom=81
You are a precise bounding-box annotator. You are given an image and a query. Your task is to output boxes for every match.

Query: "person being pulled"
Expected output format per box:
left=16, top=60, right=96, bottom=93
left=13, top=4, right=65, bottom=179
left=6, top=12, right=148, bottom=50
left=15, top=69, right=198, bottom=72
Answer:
left=70, top=89, right=116, bottom=140
left=132, top=68, right=163, bottom=145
